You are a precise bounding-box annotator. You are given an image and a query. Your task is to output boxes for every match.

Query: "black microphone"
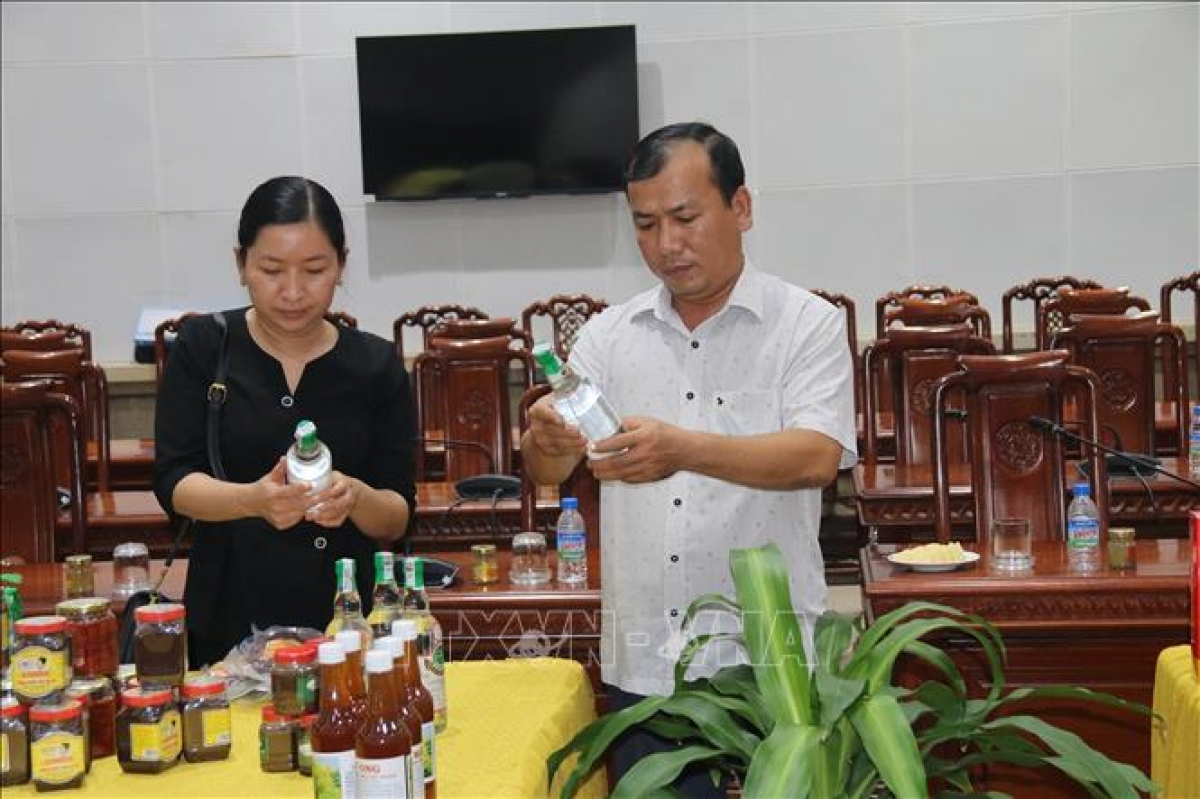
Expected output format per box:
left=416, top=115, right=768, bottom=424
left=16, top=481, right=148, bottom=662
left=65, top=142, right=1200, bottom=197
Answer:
left=1028, top=416, right=1200, bottom=490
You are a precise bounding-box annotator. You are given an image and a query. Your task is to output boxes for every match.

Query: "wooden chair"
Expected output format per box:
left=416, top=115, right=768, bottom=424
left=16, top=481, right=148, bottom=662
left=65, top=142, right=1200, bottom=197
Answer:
left=521, top=294, right=608, bottom=360
left=154, top=313, right=201, bottom=388
left=1, top=379, right=87, bottom=562
left=517, top=384, right=600, bottom=546
left=412, top=336, right=534, bottom=483
left=392, top=304, right=488, bottom=362
left=1160, top=270, right=1199, bottom=399
left=861, top=323, right=994, bottom=466
left=810, top=290, right=860, bottom=419
left=325, top=310, right=359, bottom=329
left=1050, top=312, right=1189, bottom=457
left=1, top=320, right=92, bottom=360
left=874, top=285, right=980, bottom=340
left=884, top=296, right=992, bottom=341
left=1001, top=276, right=1103, bottom=353
left=930, top=350, right=1107, bottom=545
left=1035, top=287, right=1150, bottom=350
left=436, top=317, right=532, bottom=349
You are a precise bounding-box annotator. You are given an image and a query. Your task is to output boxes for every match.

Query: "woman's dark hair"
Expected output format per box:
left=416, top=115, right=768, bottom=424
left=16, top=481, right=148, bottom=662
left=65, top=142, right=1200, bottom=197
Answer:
left=623, top=122, right=745, bottom=206
left=236, top=176, right=346, bottom=261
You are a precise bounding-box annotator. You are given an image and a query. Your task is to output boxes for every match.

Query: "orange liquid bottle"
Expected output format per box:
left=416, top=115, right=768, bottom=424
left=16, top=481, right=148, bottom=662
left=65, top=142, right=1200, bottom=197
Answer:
left=310, top=642, right=358, bottom=797
left=356, top=648, right=412, bottom=797
left=334, top=629, right=369, bottom=728
left=381, top=635, right=428, bottom=799
left=397, top=618, right=438, bottom=799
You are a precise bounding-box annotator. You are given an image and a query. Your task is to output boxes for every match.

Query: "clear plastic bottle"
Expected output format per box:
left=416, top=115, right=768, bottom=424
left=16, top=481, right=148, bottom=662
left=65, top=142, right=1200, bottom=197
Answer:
left=1066, top=482, right=1101, bottom=572
left=555, top=497, right=587, bottom=586
left=1189, top=403, right=1200, bottom=479
left=286, top=419, right=332, bottom=493
left=367, top=551, right=401, bottom=639
left=531, top=343, right=623, bottom=458
left=325, top=559, right=373, bottom=651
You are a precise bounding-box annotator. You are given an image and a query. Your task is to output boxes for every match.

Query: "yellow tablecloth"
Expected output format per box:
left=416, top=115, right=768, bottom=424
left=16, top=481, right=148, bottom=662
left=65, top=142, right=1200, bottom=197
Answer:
left=7, top=658, right=606, bottom=799
left=1151, top=645, right=1200, bottom=799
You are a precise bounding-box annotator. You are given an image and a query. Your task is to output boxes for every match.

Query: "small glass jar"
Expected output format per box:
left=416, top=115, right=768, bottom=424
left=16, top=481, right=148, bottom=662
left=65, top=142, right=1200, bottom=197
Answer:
left=133, top=603, right=187, bottom=688
left=11, top=615, right=72, bottom=705
left=1108, top=527, right=1137, bottom=571
left=472, top=543, right=499, bottom=585
left=63, top=555, right=94, bottom=599
left=259, top=705, right=296, bottom=773
left=111, top=542, right=150, bottom=600
left=0, top=697, right=30, bottom=786
left=56, top=597, right=118, bottom=679
left=65, top=677, right=116, bottom=761
left=29, top=702, right=85, bottom=791
left=181, top=675, right=231, bottom=763
left=271, top=645, right=318, bottom=716
left=510, top=531, right=551, bottom=585
left=116, top=686, right=181, bottom=773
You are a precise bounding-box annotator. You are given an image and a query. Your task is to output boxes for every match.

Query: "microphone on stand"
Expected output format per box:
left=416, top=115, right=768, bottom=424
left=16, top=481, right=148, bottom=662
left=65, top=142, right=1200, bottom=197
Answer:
left=1027, top=416, right=1200, bottom=490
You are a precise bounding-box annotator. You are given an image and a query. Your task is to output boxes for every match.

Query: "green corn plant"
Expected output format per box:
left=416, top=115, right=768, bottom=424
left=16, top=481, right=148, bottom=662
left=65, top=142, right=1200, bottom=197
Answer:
left=549, top=543, right=1159, bottom=798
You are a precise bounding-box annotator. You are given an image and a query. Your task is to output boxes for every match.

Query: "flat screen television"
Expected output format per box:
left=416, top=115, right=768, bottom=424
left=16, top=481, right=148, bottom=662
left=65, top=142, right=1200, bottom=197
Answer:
left=355, top=25, right=639, bottom=201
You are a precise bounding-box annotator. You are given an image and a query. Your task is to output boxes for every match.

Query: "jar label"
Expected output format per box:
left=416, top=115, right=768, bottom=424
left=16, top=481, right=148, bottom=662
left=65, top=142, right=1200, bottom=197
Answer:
left=300, top=674, right=318, bottom=711
left=12, top=646, right=68, bottom=698
left=356, top=754, right=410, bottom=798
left=130, top=709, right=181, bottom=761
left=30, top=731, right=84, bottom=784
left=202, top=707, right=231, bottom=747
left=312, top=749, right=356, bottom=799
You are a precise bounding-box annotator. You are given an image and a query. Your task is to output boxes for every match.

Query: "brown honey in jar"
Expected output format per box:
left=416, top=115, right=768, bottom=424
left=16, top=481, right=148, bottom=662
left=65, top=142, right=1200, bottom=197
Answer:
left=29, top=702, right=85, bottom=791
left=132, top=603, right=187, bottom=688
left=116, top=686, right=181, bottom=773
left=11, top=616, right=72, bottom=705
left=56, top=597, right=118, bottom=679
left=1, top=696, right=30, bottom=786
left=181, top=674, right=231, bottom=762
left=64, top=677, right=116, bottom=761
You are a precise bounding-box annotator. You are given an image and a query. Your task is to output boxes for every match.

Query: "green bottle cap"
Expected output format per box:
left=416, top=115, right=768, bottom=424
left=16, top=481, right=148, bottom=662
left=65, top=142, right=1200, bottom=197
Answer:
left=531, top=343, right=563, bottom=378
left=336, top=558, right=355, bottom=591
left=374, top=551, right=393, bottom=582
left=294, top=420, right=319, bottom=455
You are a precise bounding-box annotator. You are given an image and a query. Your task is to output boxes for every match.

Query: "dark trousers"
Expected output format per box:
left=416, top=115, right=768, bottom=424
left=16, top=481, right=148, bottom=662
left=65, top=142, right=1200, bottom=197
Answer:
left=603, top=683, right=729, bottom=799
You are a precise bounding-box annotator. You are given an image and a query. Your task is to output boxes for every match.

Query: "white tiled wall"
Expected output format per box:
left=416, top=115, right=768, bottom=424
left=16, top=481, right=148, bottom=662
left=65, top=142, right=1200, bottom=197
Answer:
left=1, top=1, right=1196, bottom=362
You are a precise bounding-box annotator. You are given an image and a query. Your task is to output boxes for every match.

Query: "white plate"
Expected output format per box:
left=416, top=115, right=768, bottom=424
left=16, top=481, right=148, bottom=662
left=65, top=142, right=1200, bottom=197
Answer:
left=886, top=550, right=981, bottom=572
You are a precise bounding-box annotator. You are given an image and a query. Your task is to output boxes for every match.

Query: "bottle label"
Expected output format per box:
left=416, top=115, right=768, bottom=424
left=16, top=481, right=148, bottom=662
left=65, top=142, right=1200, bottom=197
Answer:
left=557, top=530, right=586, bottom=560
left=422, top=720, right=436, bottom=783
left=12, top=646, right=68, bottom=699
left=355, top=754, right=410, bottom=798
left=130, top=709, right=181, bottom=761
left=409, top=743, right=425, bottom=799
left=313, top=749, right=357, bottom=798
left=30, top=731, right=84, bottom=785
left=1067, top=516, right=1100, bottom=550
left=202, top=707, right=232, bottom=747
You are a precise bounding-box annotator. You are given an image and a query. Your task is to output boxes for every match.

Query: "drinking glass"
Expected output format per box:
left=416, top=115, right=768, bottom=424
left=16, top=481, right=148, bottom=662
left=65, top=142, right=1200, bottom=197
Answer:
left=112, top=542, right=150, bottom=598
left=509, top=532, right=551, bottom=586
left=991, top=518, right=1033, bottom=571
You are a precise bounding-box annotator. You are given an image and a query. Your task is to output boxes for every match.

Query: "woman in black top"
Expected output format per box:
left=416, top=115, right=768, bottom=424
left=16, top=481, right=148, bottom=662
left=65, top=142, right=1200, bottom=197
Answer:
left=154, top=176, right=417, bottom=666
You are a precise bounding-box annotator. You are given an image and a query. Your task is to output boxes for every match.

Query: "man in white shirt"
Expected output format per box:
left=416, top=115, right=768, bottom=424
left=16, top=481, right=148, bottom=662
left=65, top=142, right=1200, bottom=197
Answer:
left=522, top=122, right=857, bottom=796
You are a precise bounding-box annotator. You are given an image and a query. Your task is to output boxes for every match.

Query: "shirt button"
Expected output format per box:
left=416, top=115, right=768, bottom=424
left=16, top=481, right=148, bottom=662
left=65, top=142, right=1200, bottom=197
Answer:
left=673, top=498, right=682, bottom=507
left=281, top=395, right=294, bottom=408
left=717, top=396, right=724, bottom=406
left=669, top=554, right=679, bottom=563
left=669, top=609, right=679, bottom=618
left=690, top=341, right=699, bottom=350
left=685, top=391, right=695, bottom=401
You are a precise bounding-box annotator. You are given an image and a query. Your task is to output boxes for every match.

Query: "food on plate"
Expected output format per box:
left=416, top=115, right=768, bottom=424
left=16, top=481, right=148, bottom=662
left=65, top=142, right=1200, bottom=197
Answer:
left=891, top=542, right=966, bottom=564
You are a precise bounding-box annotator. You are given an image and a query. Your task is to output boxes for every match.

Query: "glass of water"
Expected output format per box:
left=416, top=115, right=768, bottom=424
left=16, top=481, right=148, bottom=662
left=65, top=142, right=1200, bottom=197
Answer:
left=509, top=532, right=551, bottom=586
left=112, top=542, right=151, bottom=598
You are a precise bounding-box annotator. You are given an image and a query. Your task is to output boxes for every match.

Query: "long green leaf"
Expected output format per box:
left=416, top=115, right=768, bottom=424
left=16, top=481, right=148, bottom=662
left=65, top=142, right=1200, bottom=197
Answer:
left=673, top=632, right=744, bottom=689
left=730, top=544, right=812, bottom=725
left=609, top=745, right=728, bottom=799
left=813, top=610, right=856, bottom=674
left=659, top=693, right=759, bottom=763
left=549, top=695, right=668, bottom=797
left=741, top=723, right=822, bottom=799
left=850, top=692, right=928, bottom=799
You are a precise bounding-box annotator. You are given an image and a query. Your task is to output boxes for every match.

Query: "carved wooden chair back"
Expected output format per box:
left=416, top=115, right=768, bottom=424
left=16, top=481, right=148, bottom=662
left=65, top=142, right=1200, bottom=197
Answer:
left=1160, top=270, right=1199, bottom=400
left=436, top=317, right=531, bottom=349
left=153, top=313, right=201, bottom=389
left=392, top=304, right=489, bottom=362
left=521, top=294, right=608, bottom=360
left=1, top=320, right=92, bottom=360
left=884, top=296, right=992, bottom=340
left=517, top=384, right=600, bottom=542
left=413, top=336, right=534, bottom=483
left=1050, top=311, right=1189, bottom=456
left=862, top=323, right=994, bottom=465
left=1, top=379, right=88, bottom=561
left=1, top=348, right=111, bottom=492
left=874, top=285, right=979, bottom=340
left=810, top=290, right=861, bottom=417
left=931, top=350, right=1107, bottom=545
left=325, top=310, right=358, bottom=329
left=1001, top=276, right=1102, bottom=353
left=1036, top=287, right=1150, bottom=350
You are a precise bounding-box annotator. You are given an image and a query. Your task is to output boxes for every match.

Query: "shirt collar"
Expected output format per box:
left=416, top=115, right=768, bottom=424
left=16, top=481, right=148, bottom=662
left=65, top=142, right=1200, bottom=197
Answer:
left=632, top=259, right=766, bottom=327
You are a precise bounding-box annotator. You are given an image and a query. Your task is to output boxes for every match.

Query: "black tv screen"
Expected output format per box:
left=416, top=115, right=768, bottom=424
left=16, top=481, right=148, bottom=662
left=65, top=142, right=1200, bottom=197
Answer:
left=355, top=25, right=639, bottom=201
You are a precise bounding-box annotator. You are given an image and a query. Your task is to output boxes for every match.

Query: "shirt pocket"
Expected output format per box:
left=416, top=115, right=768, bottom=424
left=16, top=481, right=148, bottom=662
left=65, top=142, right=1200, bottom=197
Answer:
left=714, top=390, right=781, bottom=436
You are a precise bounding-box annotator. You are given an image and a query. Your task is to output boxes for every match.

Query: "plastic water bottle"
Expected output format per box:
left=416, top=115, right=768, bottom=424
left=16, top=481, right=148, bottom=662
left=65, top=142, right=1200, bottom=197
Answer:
left=1189, top=404, right=1200, bottom=479
left=555, top=497, right=587, bottom=586
left=1066, top=482, right=1101, bottom=571
left=531, top=343, right=623, bottom=459
left=286, top=419, right=332, bottom=493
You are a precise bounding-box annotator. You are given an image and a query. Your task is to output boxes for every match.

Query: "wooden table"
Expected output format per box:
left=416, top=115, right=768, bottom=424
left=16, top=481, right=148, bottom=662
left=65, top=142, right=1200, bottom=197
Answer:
left=853, top=455, right=1199, bottom=542
left=6, top=548, right=603, bottom=694
left=861, top=539, right=1191, bottom=797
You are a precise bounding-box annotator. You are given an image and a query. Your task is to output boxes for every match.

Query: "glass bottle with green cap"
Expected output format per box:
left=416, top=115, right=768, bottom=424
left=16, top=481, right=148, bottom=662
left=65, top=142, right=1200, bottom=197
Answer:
left=366, top=551, right=401, bottom=638
left=531, top=342, right=623, bottom=458
left=286, top=419, right=332, bottom=493
left=324, top=558, right=372, bottom=651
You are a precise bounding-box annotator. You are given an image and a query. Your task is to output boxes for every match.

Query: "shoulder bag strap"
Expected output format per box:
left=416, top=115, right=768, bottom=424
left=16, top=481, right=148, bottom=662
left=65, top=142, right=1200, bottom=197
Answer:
left=205, top=311, right=230, bottom=480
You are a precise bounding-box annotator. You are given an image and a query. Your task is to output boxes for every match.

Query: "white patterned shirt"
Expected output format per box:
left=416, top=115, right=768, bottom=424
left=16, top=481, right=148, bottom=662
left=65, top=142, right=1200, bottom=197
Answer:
left=569, top=264, right=858, bottom=696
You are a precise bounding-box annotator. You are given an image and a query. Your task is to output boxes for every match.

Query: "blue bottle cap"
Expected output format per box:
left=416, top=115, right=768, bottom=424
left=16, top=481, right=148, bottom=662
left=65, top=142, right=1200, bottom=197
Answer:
left=1072, top=482, right=1091, bottom=496
left=561, top=497, right=578, bottom=511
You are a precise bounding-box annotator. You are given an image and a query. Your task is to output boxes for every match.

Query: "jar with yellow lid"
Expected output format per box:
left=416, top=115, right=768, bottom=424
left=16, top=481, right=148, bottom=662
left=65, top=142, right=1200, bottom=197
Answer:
left=56, top=597, right=118, bottom=679
left=1107, top=527, right=1136, bottom=571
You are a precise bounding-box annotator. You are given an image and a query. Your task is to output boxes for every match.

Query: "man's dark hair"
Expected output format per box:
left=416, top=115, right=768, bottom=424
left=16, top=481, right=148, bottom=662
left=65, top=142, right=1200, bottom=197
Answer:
left=623, top=122, right=745, bottom=206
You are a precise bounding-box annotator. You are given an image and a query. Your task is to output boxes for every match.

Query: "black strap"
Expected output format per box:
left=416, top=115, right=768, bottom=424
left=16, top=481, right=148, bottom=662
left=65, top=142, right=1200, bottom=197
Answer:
left=205, top=311, right=230, bottom=481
